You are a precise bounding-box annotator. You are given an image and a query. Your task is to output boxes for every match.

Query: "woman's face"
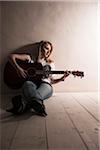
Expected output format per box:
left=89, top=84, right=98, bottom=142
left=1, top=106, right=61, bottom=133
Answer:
left=41, top=43, right=52, bottom=59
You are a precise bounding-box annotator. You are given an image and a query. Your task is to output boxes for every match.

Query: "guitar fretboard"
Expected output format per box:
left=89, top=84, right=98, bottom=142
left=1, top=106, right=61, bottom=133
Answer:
left=36, top=70, right=72, bottom=75
left=50, top=71, right=71, bottom=74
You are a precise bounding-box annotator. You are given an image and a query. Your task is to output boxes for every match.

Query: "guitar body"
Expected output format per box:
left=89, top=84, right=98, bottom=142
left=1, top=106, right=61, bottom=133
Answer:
left=4, top=61, right=43, bottom=89
left=4, top=60, right=84, bottom=90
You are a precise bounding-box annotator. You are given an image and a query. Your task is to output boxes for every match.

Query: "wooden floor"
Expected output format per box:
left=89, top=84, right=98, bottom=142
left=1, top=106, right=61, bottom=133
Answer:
left=0, top=92, right=100, bottom=150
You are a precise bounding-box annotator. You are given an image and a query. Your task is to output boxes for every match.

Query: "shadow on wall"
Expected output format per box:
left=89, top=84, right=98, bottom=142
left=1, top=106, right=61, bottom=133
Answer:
left=1, top=42, right=40, bottom=110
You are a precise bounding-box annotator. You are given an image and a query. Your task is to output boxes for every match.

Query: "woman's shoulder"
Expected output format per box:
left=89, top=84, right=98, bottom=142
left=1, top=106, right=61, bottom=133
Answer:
left=47, top=59, right=54, bottom=64
left=47, top=59, right=55, bottom=70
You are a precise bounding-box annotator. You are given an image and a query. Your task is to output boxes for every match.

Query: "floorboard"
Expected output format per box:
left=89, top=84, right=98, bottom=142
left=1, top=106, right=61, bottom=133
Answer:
left=0, top=93, right=99, bottom=150
left=71, top=93, right=99, bottom=121
left=58, top=93, right=99, bottom=150
left=45, top=96, right=87, bottom=150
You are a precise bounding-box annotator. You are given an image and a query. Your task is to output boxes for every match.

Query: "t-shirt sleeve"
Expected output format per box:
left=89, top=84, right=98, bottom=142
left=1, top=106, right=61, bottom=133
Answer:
left=50, top=62, right=55, bottom=70
left=49, top=62, right=56, bottom=78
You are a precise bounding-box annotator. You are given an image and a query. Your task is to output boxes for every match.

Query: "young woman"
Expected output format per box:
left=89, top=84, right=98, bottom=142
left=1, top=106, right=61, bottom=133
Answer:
left=7, top=41, right=69, bottom=116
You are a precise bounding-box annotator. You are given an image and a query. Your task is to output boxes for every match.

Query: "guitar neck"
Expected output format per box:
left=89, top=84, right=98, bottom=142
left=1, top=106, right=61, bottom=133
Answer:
left=50, top=71, right=71, bottom=74
left=36, top=70, right=84, bottom=78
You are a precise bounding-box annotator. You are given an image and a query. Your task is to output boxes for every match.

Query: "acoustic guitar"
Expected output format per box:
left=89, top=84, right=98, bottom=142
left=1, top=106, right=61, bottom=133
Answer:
left=4, top=61, right=84, bottom=89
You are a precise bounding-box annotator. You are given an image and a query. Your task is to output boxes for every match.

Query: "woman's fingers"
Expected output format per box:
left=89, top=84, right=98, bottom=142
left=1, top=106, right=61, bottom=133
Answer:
left=64, top=70, right=70, bottom=77
left=17, top=68, right=27, bottom=78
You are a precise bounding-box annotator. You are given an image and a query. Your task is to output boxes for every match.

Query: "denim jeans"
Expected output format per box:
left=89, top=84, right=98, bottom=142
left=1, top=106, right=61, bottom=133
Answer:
left=22, top=81, right=53, bottom=104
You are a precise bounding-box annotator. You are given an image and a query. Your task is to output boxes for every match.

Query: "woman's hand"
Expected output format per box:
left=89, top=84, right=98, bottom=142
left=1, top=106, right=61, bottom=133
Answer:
left=60, top=70, right=70, bottom=81
left=17, top=67, right=28, bottom=78
left=51, top=70, right=70, bottom=84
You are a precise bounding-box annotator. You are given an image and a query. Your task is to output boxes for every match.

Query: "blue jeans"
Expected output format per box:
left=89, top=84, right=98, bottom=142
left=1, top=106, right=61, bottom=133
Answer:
left=22, top=81, right=53, bottom=104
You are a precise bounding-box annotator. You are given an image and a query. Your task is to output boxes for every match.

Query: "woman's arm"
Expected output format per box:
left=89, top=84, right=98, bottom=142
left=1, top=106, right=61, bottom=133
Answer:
left=9, top=54, right=31, bottom=78
left=50, top=71, right=70, bottom=84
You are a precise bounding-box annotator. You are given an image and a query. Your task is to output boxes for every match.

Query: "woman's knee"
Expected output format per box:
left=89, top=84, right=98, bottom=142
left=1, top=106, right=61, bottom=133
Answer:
left=22, top=81, right=36, bottom=89
left=22, top=81, right=37, bottom=99
left=37, top=83, right=53, bottom=100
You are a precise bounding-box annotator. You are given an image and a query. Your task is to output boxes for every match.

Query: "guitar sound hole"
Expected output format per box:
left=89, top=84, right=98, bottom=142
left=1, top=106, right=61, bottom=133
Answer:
left=27, top=68, right=36, bottom=77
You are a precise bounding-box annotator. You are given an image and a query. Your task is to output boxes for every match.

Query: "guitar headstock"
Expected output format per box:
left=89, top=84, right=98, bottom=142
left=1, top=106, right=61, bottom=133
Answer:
left=72, top=71, right=84, bottom=78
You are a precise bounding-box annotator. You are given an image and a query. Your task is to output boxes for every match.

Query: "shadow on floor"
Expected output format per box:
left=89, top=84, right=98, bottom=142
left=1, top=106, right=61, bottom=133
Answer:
left=0, top=109, right=41, bottom=123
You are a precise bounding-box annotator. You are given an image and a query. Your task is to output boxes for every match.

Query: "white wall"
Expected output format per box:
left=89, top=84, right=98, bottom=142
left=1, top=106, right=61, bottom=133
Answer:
left=0, top=1, right=98, bottom=93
